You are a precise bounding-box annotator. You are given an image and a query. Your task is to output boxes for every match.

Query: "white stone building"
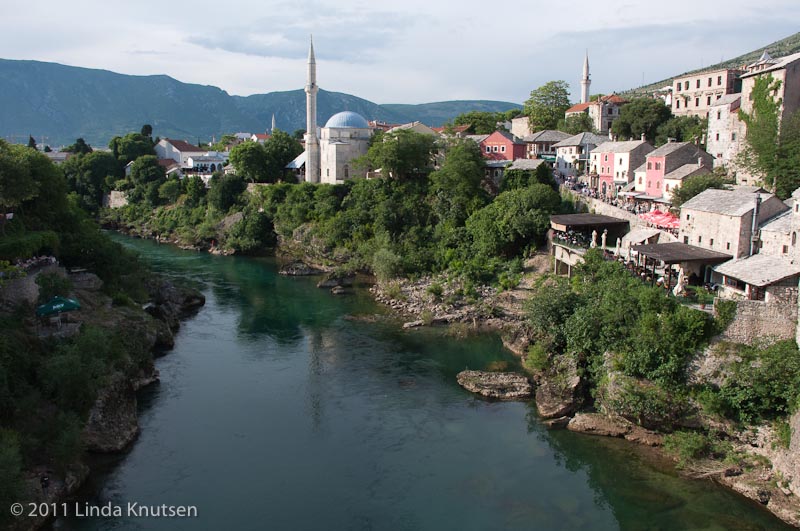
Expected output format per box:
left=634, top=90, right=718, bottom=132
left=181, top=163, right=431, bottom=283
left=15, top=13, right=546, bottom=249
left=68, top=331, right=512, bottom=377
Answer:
left=705, top=95, right=746, bottom=174
left=552, top=132, right=606, bottom=178
left=319, top=111, right=372, bottom=184
left=671, top=68, right=743, bottom=118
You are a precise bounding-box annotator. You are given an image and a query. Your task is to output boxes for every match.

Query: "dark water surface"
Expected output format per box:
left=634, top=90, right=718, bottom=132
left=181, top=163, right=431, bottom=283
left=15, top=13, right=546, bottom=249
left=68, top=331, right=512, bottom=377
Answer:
left=56, top=236, right=791, bottom=530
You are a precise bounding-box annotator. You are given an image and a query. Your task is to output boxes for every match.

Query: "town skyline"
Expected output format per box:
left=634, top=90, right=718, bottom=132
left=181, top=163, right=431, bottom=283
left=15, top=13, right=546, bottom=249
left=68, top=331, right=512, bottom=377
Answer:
left=1, top=0, right=798, bottom=105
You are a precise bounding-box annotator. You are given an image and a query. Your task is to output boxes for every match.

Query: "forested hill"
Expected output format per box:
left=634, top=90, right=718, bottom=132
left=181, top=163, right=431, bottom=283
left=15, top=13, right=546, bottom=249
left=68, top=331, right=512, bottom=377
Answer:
left=624, top=31, right=800, bottom=95
left=0, top=59, right=520, bottom=147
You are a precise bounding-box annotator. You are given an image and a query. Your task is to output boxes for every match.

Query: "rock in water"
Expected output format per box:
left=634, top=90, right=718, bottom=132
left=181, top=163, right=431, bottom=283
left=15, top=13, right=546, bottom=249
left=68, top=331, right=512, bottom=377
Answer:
left=456, top=370, right=532, bottom=399
left=278, top=261, right=323, bottom=276
left=82, top=374, right=139, bottom=452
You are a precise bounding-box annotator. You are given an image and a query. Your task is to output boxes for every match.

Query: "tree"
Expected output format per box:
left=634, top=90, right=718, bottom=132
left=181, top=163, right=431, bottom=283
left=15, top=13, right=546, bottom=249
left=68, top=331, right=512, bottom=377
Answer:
left=356, top=130, right=438, bottom=180
left=453, top=111, right=503, bottom=135
left=611, top=98, right=672, bottom=143
left=229, top=141, right=268, bottom=182
left=109, top=133, right=156, bottom=165
left=0, top=140, right=39, bottom=216
left=207, top=173, right=246, bottom=212
left=559, top=113, right=594, bottom=135
left=428, top=139, right=488, bottom=227
left=184, top=176, right=207, bottom=207
left=61, top=151, right=119, bottom=211
left=158, top=178, right=183, bottom=204
left=738, top=75, right=783, bottom=192
left=655, top=116, right=705, bottom=146
left=263, top=131, right=303, bottom=181
left=670, top=172, right=729, bottom=207
left=501, top=162, right=556, bottom=192
left=774, top=110, right=800, bottom=199
left=141, top=124, right=153, bottom=138
left=523, top=81, right=571, bottom=131
left=292, top=129, right=306, bottom=140
left=64, top=138, right=93, bottom=154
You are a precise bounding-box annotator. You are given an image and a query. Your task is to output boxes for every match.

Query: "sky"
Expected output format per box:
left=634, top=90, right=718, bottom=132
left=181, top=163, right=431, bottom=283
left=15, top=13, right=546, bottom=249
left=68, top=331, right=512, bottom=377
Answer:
left=1, top=0, right=799, bottom=105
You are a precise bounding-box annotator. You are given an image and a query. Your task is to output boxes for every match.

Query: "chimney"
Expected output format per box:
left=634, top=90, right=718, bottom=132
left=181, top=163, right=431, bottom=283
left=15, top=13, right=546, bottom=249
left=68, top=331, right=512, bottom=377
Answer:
left=609, top=131, right=613, bottom=140
left=698, top=156, right=704, bottom=168
left=641, top=132, right=646, bottom=142
left=750, top=193, right=761, bottom=256
left=667, top=137, right=676, bottom=143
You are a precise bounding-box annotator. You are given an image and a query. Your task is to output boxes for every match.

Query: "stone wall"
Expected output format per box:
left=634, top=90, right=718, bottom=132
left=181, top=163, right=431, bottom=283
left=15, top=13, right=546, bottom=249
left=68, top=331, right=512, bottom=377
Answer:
left=105, top=191, right=129, bottom=209
left=717, top=298, right=798, bottom=345
left=0, top=264, right=64, bottom=310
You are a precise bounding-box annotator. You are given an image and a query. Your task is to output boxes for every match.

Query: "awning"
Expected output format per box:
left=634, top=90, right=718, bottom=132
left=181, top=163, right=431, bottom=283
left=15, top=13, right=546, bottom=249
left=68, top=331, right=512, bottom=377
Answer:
left=631, top=242, right=731, bottom=265
left=621, top=228, right=662, bottom=246
left=550, top=213, right=629, bottom=232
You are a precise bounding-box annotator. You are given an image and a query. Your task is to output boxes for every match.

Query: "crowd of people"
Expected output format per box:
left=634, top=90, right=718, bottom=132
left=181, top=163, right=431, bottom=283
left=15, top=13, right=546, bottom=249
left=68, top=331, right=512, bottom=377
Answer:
left=14, top=255, right=57, bottom=271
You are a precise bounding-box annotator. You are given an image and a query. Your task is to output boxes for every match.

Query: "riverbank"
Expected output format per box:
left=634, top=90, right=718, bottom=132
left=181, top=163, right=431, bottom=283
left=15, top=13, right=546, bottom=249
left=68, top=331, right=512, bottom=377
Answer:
left=1, top=264, right=204, bottom=531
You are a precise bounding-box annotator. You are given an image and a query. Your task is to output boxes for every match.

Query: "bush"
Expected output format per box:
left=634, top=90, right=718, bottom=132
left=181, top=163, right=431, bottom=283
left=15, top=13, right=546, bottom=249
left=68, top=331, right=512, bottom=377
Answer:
left=36, top=272, right=72, bottom=303
left=663, top=430, right=730, bottom=467
left=0, top=429, right=22, bottom=523
left=372, top=247, right=402, bottom=282
left=0, top=230, right=59, bottom=261
left=426, top=282, right=443, bottom=300
left=524, top=343, right=550, bottom=372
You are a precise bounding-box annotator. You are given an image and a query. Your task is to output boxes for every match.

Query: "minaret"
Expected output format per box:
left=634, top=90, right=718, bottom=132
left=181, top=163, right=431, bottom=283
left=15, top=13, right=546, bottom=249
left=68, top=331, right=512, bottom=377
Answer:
left=581, top=51, right=591, bottom=104
left=271, top=113, right=277, bottom=134
left=304, top=36, right=320, bottom=183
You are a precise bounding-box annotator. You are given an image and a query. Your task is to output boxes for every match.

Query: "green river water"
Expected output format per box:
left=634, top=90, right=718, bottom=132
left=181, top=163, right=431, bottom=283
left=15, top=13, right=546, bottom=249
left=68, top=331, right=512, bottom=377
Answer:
left=55, top=235, right=791, bottom=530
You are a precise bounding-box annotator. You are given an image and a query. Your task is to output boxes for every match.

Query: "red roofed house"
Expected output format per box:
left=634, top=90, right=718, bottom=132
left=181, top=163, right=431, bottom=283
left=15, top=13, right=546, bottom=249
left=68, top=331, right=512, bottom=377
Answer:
left=479, top=131, right=527, bottom=161
left=564, top=94, right=628, bottom=133
left=250, top=133, right=271, bottom=143
left=155, top=138, right=206, bottom=167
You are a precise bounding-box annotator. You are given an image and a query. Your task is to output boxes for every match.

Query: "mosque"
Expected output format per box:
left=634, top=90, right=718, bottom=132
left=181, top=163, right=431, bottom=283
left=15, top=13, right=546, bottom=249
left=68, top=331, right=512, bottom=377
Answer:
left=299, top=38, right=372, bottom=184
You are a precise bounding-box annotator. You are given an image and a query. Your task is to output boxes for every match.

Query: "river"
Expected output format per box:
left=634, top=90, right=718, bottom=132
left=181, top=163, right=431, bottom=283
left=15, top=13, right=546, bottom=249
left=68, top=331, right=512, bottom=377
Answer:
left=55, top=235, right=791, bottom=530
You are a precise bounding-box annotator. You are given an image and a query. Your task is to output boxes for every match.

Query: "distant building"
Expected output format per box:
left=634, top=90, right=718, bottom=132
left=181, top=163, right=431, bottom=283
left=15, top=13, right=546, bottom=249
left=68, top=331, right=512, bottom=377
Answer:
left=510, top=116, right=532, bottom=139
left=386, top=121, right=438, bottom=136
left=155, top=138, right=206, bottom=167
left=590, top=139, right=654, bottom=196
left=432, top=124, right=471, bottom=138
left=552, top=132, right=606, bottom=178
left=479, top=130, right=527, bottom=161
left=671, top=68, right=743, bottom=118
left=643, top=141, right=713, bottom=201
left=319, top=111, right=372, bottom=184
left=250, top=133, right=271, bottom=143
left=705, top=95, right=746, bottom=173
left=522, top=130, right=570, bottom=160
left=564, top=94, right=627, bottom=133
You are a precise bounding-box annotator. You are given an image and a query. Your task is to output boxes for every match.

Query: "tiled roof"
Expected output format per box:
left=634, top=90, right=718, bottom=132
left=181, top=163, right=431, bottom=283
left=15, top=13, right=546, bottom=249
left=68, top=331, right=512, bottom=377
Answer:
left=465, top=134, right=489, bottom=143
left=157, top=158, right=179, bottom=168
left=432, top=124, right=470, bottom=134
left=710, top=94, right=741, bottom=108
left=714, top=254, right=800, bottom=287
left=553, top=132, right=607, bottom=148
left=508, top=159, right=546, bottom=171
left=164, top=138, right=203, bottom=152
left=252, top=133, right=270, bottom=140
left=663, top=164, right=709, bottom=181
left=648, top=141, right=694, bottom=158
left=566, top=103, right=591, bottom=113
left=741, top=51, right=800, bottom=78
left=760, top=209, right=793, bottom=234
left=681, top=188, right=773, bottom=216
left=524, top=130, right=571, bottom=143
left=592, top=140, right=650, bottom=154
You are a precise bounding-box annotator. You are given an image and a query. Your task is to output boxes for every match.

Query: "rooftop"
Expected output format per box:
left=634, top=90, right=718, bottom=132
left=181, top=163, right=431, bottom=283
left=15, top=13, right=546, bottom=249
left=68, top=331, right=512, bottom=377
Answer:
left=664, top=163, right=710, bottom=181
left=164, top=138, right=204, bottom=153
left=325, top=111, right=370, bottom=129
left=592, top=140, right=650, bottom=154
left=710, top=94, right=741, bottom=108
left=524, top=130, right=571, bottom=143
left=742, top=51, right=800, bottom=78
left=647, top=141, right=695, bottom=158
left=508, top=159, right=546, bottom=171
left=631, top=242, right=731, bottom=264
left=714, top=254, right=800, bottom=287
left=550, top=213, right=629, bottom=232
left=553, top=132, right=608, bottom=148
left=760, top=209, right=793, bottom=234
left=565, top=103, right=591, bottom=114
left=681, top=188, right=772, bottom=216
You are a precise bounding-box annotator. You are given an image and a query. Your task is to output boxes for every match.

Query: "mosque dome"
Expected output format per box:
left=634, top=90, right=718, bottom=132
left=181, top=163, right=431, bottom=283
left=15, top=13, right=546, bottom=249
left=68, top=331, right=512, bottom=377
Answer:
left=324, top=111, right=370, bottom=129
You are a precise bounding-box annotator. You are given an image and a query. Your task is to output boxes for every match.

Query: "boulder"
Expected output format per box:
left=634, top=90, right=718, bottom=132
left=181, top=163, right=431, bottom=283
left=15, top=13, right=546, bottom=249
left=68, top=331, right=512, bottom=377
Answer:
left=456, top=370, right=532, bottom=399
left=82, top=374, right=139, bottom=452
left=567, top=412, right=664, bottom=446
left=279, top=261, right=323, bottom=276
left=534, top=355, right=583, bottom=419
left=330, top=286, right=347, bottom=295
left=317, top=272, right=355, bottom=288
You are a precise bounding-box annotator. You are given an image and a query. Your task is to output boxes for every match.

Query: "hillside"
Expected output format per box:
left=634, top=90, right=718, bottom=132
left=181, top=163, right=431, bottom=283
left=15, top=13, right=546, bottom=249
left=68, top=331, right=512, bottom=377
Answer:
left=0, top=59, right=520, bottom=146
left=624, top=31, right=800, bottom=95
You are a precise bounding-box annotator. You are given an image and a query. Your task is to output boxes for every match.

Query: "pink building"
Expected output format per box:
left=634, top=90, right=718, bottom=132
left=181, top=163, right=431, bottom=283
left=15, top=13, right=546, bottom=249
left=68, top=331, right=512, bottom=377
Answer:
left=644, top=141, right=714, bottom=199
left=589, top=140, right=653, bottom=196
left=479, top=131, right=527, bottom=161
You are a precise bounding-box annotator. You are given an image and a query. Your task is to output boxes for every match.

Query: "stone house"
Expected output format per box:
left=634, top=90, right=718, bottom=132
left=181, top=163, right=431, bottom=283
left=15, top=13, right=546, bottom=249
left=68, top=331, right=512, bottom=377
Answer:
left=705, top=95, right=746, bottom=174
left=155, top=139, right=206, bottom=168
left=671, top=68, right=743, bottom=118
left=678, top=188, right=788, bottom=259
left=480, top=131, right=527, bottom=161
left=522, top=130, right=571, bottom=160
left=564, top=94, right=627, bottom=133
left=552, top=132, right=607, bottom=178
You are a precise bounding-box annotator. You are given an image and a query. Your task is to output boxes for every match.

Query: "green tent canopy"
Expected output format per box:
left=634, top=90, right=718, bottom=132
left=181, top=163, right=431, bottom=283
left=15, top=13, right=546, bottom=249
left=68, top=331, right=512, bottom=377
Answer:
left=35, top=296, right=81, bottom=317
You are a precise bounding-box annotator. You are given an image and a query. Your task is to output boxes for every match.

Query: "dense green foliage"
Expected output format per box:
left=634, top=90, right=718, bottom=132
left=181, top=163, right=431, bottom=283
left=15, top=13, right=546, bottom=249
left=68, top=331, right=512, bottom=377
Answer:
left=61, top=151, right=120, bottom=212
left=355, top=130, right=439, bottom=180
left=559, top=113, right=594, bottom=135
left=523, top=81, right=571, bottom=131
left=655, top=115, right=705, bottom=146
left=451, top=110, right=521, bottom=134
left=611, top=98, right=672, bottom=143
left=229, top=132, right=303, bottom=183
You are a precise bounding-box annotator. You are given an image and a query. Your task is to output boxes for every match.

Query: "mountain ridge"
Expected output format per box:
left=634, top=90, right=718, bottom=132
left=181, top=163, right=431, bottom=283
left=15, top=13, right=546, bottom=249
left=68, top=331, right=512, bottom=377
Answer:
left=0, top=58, right=520, bottom=146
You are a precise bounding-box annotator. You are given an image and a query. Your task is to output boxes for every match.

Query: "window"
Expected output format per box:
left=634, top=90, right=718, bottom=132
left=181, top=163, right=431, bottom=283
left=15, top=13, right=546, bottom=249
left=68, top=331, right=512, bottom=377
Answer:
left=485, top=146, right=490, bottom=153
left=696, top=79, right=701, bottom=88
left=492, top=146, right=498, bottom=152
left=796, top=204, right=799, bottom=212
left=731, top=132, right=737, bottom=141
left=716, top=133, right=720, bottom=141
left=326, top=168, right=330, bottom=177
left=666, top=184, right=670, bottom=191
left=638, top=177, right=642, bottom=184
left=686, top=214, right=690, bottom=220
left=717, top=94, right=722, bottom=100
left=657, top=181, right=661, bottom=189
left=604, top=154, right=608, bottom=162
left=793, top=232, right=797, bottom=246
left=501, top=145, right=506, bottom=152
left=710, top=238, right=714, bottom=246
left=717, top=110, right=721, bottom=119
left=698, top=236, right=702, bottom=243
left=783, top=245, right=789, bottom=254
left=695, top=98, right=700, bottom=107
left=708, top=78, right=712, bottom=87
left=684, top=236, right=689, bottom=244
left=726, top=242, right=731, bottom=250
left=707, top=96, right=712, bottom=105
left=676, top=100, right=681, bottom=109
left=647, top=162, right=652, bottom=169
left=619, top=158, right=623, bottom=165
left=684, top=81, right=689, bottom=90
left=655, top=162, right=661, bottom=170
left=718, top=75, right=722, bottom=85
left=676, top=82, right=681, bottom=91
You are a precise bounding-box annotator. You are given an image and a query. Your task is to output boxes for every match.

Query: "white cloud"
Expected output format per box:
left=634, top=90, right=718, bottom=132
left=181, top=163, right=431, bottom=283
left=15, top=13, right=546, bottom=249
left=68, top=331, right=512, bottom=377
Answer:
left=1, top=0, right=798, bottom=104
